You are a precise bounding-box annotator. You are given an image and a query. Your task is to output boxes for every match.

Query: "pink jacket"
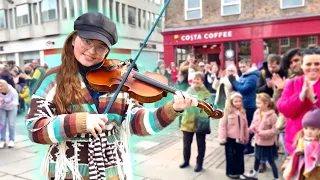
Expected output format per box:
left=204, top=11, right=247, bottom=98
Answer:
left=277, top=76, right=320, bottom=154
left=249, top=109, right=278, bottom=146
left=219, top=109, right=249, bottom=143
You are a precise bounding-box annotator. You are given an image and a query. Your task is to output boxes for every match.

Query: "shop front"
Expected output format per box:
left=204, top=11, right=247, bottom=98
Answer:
left=162, top=16, right=320, bottom=69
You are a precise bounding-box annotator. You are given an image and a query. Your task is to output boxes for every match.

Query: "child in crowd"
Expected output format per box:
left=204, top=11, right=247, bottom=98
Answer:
left=247, top=93, right=279, bottom=180
left=283, top=107, right=320, bottom=180
left=219, top=92, right=248, bottom=179
left=19, top=84, right=31, bottom=112
left=179, top=72, right=211, bottom=172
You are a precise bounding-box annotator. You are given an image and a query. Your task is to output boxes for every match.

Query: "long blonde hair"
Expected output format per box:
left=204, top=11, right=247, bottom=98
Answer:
left=225, top=92, right=246, bottom=116
left=54, top=31, right=84, bottom=114
left=256, top=93, right=278, bottom=114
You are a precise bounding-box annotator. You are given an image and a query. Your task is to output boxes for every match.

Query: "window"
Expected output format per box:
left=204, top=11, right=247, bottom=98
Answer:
left=16, top=4, right=30, bottom=27
left=281, top=0, right=304, bottom=9
left=62, top=0, right=67, bottom=19
left=238, top=41, right=251, bottom=61
left=115, top=2, right=119, bottom=22
left=122, top=4, right=126, bottom=24
left=109, top=0, right=113, bottom=20
left=281, top=37, right=297, bottom=54
left=184, top=0, right=202, bottom=20
left=33, top=3, right=38, bottom=25
left=300, top=36, right=317, bottom=48
left=155, top=14, right=162, bottom=32
left=221, top=0, right=240, bottom=16
left=69, top=0, right=75, bottom=18
left=41, top=0, right=58, bottom=22
left=78, top=0, right=83, bottom=15
left=281, top=38, right=290, bottom=47
left=143, top=10, right=146, bottom=29
left=0, top=9, right=6, bottom=29
left=308, top=36, right=316, bottom=45
left=128, top=6, right=136, bottom=26
left=155, top=0, right=161, bottom=5
left=8, top=9, right=13, bottom=29
left=138, top=9, right=141, bottom=27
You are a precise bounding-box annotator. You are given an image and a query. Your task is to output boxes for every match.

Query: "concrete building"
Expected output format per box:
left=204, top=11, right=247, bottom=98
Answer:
left=0, top=0, right=165, bottom=71
left=162, top=0, right=320, bottom=69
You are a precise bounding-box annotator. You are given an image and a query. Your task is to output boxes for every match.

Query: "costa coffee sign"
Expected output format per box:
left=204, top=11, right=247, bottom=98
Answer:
left=174, top=31, right=232, bottom=42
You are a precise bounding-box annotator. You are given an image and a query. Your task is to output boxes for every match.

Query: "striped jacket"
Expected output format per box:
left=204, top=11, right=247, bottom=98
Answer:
left=26, top=67, right=180, bottom=180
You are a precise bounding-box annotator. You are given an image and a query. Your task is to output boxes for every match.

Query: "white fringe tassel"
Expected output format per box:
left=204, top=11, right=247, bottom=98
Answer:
left=114, top=97, right=134, bottom=180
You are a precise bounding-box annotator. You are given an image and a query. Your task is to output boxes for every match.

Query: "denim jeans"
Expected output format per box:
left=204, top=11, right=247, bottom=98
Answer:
left=0, top=107, right=18, bottom=142
left=279, top=132, right=288, bottom=157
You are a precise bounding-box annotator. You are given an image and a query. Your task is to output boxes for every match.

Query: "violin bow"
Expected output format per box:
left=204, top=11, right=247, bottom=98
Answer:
left=103, top=0, right=171, bottom=114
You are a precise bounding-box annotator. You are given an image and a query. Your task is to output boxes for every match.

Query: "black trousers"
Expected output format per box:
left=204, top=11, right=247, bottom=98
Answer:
left=225, top=138, right=245, bottom=176
left=245, top=108, right=256, bottom=151
left=182, top=131, right=206, bottom=165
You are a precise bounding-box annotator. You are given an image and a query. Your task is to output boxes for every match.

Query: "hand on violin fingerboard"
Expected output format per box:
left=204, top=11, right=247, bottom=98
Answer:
left=172, top=91, right=198, bottom=112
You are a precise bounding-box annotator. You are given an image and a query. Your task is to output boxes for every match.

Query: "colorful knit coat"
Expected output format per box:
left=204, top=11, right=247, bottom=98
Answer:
left=25, top=67, right=181, bottom=180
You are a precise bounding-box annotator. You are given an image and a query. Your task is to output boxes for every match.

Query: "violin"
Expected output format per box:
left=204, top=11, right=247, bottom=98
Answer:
left=86, top=59, right=223, bottom=119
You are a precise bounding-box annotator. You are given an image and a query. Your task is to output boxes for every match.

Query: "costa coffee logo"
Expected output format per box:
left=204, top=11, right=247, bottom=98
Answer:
left=174, top=31, right=232, bottom=42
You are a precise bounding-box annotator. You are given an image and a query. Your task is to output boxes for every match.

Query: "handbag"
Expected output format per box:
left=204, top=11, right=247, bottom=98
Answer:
left=195, top=116, right=211, bottom=134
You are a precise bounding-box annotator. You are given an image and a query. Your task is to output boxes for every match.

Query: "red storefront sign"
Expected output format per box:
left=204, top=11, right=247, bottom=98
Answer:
left=162, top=16, right=320, bottom=67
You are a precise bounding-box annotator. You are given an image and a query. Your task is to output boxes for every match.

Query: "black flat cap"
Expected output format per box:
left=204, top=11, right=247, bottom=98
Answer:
left=74, top=12, right=118, bottom=49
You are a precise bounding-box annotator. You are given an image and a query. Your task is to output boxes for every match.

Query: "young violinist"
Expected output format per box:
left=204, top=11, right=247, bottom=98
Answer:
left=25, top=12, right=198, bottom=180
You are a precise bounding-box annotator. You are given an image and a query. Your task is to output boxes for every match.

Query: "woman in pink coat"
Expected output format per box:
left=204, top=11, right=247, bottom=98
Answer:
left=277, top=47, right=320, bottom=155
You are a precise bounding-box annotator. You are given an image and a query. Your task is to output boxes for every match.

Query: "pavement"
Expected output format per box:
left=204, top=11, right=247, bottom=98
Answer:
left=0, top=113, right=285, bottom=180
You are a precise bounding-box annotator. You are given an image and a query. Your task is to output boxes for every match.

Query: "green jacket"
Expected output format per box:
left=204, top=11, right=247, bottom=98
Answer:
left=180, top=85, right=210, bottom=132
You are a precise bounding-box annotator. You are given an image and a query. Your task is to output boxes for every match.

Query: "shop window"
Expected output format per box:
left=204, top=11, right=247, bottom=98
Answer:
left=224, top=42, right=236, bottom=67
left=41, top=0, right=58, bottom=22
left=175, top=45, right=192, bottom=66
left=16, top=4, right=31, bottom=27
left=238, top=41, right=251, bottom=61
left=265, top=39, right=279, bottom=56
left=281, top=37, right=297, bottom=54
left=128, top=6, right=136, bottom=26
left=281, top=0, right=304, bottom=9
left=0, top=9, right=6, bottom=29
left=221, top=0, right=241, bottom=16
left=300, top=36, right=317, bottom=48
left=184, top=0, right=202, bottom=20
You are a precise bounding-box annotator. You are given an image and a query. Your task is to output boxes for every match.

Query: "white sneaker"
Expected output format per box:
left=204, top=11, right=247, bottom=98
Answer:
left=247, top=169, right=258, bottom=178
left=8, top=141, right=14, bottom=148
left=0, top=141, right=5, bottom=148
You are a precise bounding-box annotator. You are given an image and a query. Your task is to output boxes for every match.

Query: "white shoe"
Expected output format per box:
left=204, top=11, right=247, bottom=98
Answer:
left=247, top=169, right=258, bottom=178
left=8, top=141, right=14, bottom=148
left=0, top=141, right=5, bottom=148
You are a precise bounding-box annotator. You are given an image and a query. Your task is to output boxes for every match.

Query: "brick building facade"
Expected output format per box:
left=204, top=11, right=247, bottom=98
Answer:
left=162, top=0, right=320, bottom=69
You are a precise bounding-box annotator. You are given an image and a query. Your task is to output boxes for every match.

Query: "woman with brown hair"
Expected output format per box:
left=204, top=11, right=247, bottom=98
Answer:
left=26, top=13, right=197, bottom=180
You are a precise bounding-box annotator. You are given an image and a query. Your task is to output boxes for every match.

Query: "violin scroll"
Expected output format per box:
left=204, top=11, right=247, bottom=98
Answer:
left=197, top=100, right=224, bottom=119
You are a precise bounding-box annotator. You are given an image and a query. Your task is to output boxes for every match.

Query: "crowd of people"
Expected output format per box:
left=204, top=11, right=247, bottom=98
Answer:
left=0, top=60, right=46, bottom=148
left=164, top=47, right=320, bottom=180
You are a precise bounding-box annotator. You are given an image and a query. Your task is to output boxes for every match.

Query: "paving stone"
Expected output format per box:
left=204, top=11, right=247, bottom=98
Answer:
left=0, top=157, right=41, bottom=175
left=0, top=175, right=26, bottom=180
